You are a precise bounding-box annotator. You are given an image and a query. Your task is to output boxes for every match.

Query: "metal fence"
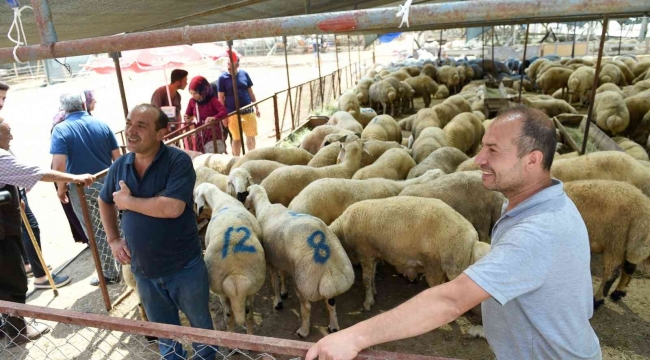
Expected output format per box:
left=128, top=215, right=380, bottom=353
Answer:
left=0, top=301, right=454, bottom=360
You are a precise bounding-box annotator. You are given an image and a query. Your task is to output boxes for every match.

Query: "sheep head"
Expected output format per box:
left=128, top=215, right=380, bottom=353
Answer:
left=193, top=182, right=217, bottom=217
left=228, top=168, right=254, bottom=204
left=336, top=134, right=362, bottom=164
left=244, top=184, right=268, bottom=215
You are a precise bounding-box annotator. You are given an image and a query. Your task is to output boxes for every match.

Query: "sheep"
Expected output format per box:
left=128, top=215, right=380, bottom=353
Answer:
left=437, top=65, right=461, bottom=92
left=610, top=60, right=635, bottom=85
left=512, top=78, right=533, bottom=93
left=404, top=75, right=438, bottom=108
left=361, top=115, right=402, bottom=143
left=624, top=89, right=650, bottom=143
left=385, top=70, right=410, bottom=81
left=473, top=111, right=486, bottom=121
left=444, top=112, right=485, bottom=156
left=596, top=82, right=627, bottom=99
left=382, top=76, right=405, bottom=106
left=563, top=180, right=650, bottom=309
left=616, top=56, right=637, bottom=71
left=327, top=111, right=363, bottom=134
left=435, top=84, right=450, bottom=99
left=412, top=103, right=460, bottom=139
left=355, top=78, right=373, bottom=106
left=352, top=148, right=416, bottom=180
left=612, top=136, right=649, bottom=161
left=227, top=168, right=255, bottom=203
left=599, top=63, right=625, bottom=86
left=398, top=114, right=415, bottom=131
left=357, top=108, right=378, bottom=128
left=591, top=91, right=630, bottom=135
left=407, top=146, right=469, bottom=179
left=237, top=160, right=287, bottom=186
left=443, top=95, right=472, bottom=113
left=289, top=169, right=445, bottom=225
left=456, top=65, right=467, bottom=86
left=631, top=79, right=650, bottom=96
left=299, top=125, right=355, bottom=155
left=567, top=66, right=595, bottom=105
left=537, top=67, right=574, bottom=96
left=245, top=185, right=354, bottom=337
left=400, top=171, right=505, bottom=243
left=400, top=80, right=416, bottom=113
left=195, top=166, right=228, bottom=192
left=421, top=63, right=437, bottom=79
left=401, top=66, right=421, bottom=77
left=632, top=59, right=650, bottom=78
left=193, top=153, right=239, bottom=174
left=194, top=183, right=265, bottom=334
left=261, top=135, right=365, bottom=206
left=337, top=91, right=361, bottom=119
left=307, top=139, right=401, bottom=168
left=551, top=151, right=650, bottom=197
left=369, top=80, right=397, bottom=116
left=526, top=58, right=551, bottom=82
left=232, top=147, right=313, bottom=169
left=520, top=97, right=577, bottom=117
left=456, top=157, right=480, bottom=172
left=378, top=70, right=391, bottom=77
left=410, top=127, right=448, bottom=164
left=330, top=196, right=490, bottom=310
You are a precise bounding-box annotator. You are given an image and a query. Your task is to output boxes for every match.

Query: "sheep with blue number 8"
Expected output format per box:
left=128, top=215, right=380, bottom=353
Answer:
left=245, top=184, right=354, bottom=338
left=194, top=183, right=266, bottom=335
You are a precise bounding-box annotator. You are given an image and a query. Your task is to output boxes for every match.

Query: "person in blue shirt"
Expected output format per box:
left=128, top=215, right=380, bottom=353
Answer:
left=98, top=104, right=215, bottom=360
left=50, top=92, right=122, bottom=286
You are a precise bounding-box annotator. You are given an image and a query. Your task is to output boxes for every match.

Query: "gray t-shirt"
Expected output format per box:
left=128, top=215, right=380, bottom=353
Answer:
left=464, top=179, right=601, bottom=359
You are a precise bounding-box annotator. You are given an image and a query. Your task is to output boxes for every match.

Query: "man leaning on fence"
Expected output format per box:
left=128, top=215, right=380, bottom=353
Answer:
left=0, top=116, right=95, bottom=347
left=98, top=104, right=216, bottom=360
left=50, top=92, right=122, bottom=287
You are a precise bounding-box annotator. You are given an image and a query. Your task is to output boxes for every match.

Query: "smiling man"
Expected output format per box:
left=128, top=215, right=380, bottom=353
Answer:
left=306, top=105, right=601, bottom=360
left=98, top=104, right=215, bottom=360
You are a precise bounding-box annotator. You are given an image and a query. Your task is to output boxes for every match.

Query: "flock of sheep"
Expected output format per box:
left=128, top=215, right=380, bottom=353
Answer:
left=123, top=54, right=650, bottom=343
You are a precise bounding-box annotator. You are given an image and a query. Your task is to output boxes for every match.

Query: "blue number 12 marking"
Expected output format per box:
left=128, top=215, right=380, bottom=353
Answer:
left=222, top=226, right=256, bottom=259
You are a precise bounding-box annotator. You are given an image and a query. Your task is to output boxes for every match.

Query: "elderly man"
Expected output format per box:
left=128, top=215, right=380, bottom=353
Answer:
left=0, top=116, right=95, bottom=347
left=99, top=104, right=215, bottom=360
left=306, top=105, right=601, bottom=360
left=51, top=93, right=122, bottom=286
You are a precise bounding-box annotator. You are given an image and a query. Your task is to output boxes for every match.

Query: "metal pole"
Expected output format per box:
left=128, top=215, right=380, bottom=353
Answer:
left=273, top=94, right=281, bottom=140
left=111, top=52, right=129, bottom=118
left=372, top=39, right=376, bottom=64
left=357, top=35, right=362, bottom=82
left=227, top=41, right=246, bottom=155
left=571, top=21, right=577, bottom=57
left=283, top=36, right=295, bottom=128
left=618, top=22, right=623, bottom=55
left=519, top=23, right=530, bottom=103
left=4, top=0, right=650, bottom=63
left=335, top=34, right=341, bottom=95
left=491, top=26, right=496, bottom=77
left=438, top=29, right=443, bottom=59
left=639, top=16, right=648, bottom=42
left=317, top=35, right=324, bottom=109
left=30, top=0, right=58, bottom=45
left=347, top=35, right=352, bottom=87
left=482, top=27, right=485, bottom=73
left=582, top=16, right=609, bottom=155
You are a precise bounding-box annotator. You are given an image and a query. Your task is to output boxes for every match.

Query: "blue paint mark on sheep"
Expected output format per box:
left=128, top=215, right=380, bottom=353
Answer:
left=307, top=230, right=330, bottom=264
left=218, top=207, right=230, bottom=213
left=222, top=226, right=256, bottom=259
left=288, top=211, right=311, bottom=218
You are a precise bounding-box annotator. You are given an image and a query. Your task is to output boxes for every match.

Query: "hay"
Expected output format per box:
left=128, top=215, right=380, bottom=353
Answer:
left=564, top=126, right=599, bottom=154
left=278, top=127, right=312, bottom=148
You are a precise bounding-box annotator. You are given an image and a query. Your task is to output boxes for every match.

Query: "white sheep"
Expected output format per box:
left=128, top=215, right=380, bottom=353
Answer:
left=245, top=185, right=354, bottom=337
left=299, top=125, right=355, bottom=155
left=328, top=111, right=363, bottom=134
left=410, top=127, right=448, bottom=164
left=443, top=112, right=485, bottom=156
left=591, top=91, right=630, bottom=135
left=232, top=147, right=313, bottom=169
left=195, top=166, right=227, bottom=192
left=360, top=115, right=402, bottom=143
left=194, top=183, right=266, bottom=334
left=193, top=153, right=239, bottom=174
left=352, top=148, right=416, bottom=180
left=330, top=196, right=490, bottom=310
left=237, top=160, right=287, bottom=185
left=407, top=146, right=469, bottom=179
left=338, top=90, right=361, bottom=120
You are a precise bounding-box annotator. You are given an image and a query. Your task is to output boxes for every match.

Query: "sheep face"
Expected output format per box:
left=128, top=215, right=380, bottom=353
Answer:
left=193, top=183, right=213, bottom=217
left=228, top=168, right=254, bottom=203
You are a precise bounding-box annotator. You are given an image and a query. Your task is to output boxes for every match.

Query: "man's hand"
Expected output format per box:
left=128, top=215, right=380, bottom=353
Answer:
left=112, top=180, right=132, bottom=211
left=73, top=174, right=96, bottom=187
left=57, top=185, right=69, bottom=204
left=109, top=238, right=131, bottom=265
left=221, top=118, right=229, bottom=127
left=255, top=108, right=261, bottom=118
left=305, top=330, right=363, bottom=360
left=20, top=199, right=25, bottom=211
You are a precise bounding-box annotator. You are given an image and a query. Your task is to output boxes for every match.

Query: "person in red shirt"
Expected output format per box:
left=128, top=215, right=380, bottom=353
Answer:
left=184, top=76, right=228, bottom=153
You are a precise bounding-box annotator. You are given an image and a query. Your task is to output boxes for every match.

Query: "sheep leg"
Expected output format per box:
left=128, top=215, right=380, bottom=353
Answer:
left=611, top=260, right=637, bottom=302
left=268, top=266, right=283, bottom=310
left=424, top=264, right=447, bottom=288
left=218, top=295, right=236, bottom=332
left=360, top=256, right=377, bottom=310
left=372, top=261, right=378, bottom=296
left=294, top=289, right=312, bottom=338
left=325, top=298, right=340, bottom=333
left=280, top=272, right=289, bottom=299
left=245, top=295, right=255, bottom=335
left=391, top=102, right=395, bottom=117
left=594, top=254, right=623, bottom=310
left=382, top=102, right=387, bottom=115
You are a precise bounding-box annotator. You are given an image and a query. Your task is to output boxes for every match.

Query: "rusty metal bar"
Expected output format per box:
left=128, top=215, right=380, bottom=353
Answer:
left=582, top=16, right=608, bottom=155
left=317, top=35, right=324, bottom=109
left=283, top=36, right=295, bottom=127
left=571, top=21, right=577, bottom=57
left=30, top=0, right=58, bottom=45
left=227, top=42, right=246, bottom=155
left=372, top=38, right=376, bottom=64
left=357, top=35, right=362, bottom=83
left=519, top=23, right=530, bottom=103
left=438, top=29, right=443, bottom=59
left=618, top=22, right=623, bottom=55
left=347, top=35, right=353, bottom=87
left=491, top=26, right=496, bottom=77
left=273, top=93, right=281, bottom=140
left=110, top=52, right=129, bottom=118
left=3, top=1, right=650, bottom=63
left=0, top=301, right=455, bottom=360
left=75, top=185, right=112, bottom=311
left=335, top=34, right=341, bottom=95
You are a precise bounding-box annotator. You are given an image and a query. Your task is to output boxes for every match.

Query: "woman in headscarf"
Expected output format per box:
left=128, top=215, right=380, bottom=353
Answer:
left=184, top=76, right=228, bottom=153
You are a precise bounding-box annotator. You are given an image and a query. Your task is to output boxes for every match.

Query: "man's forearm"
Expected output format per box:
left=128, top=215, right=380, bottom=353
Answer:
left=124, top=196, right=184, bottom=218
left=51, top=155, right=68, bottom=190
left=41, top=170, right=79, bottom=184
left=99, top=199, right=121, bottom=242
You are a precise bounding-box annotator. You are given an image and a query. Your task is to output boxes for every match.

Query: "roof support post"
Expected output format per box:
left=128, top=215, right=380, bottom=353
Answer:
left=581, top=16, right=608, bottom=155
left=30, top=0, right=58, bottom=45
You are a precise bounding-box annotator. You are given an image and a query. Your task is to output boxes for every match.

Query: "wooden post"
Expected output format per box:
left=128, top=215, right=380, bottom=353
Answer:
left=582, top=16, right=608, bottom=155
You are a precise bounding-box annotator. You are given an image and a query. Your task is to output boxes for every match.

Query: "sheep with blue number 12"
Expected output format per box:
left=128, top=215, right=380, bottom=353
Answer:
left=245, top=184, right=354, bottom=338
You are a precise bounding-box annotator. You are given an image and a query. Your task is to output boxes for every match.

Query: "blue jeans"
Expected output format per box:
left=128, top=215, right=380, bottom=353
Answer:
left=133, top=256, right=216, bottom=360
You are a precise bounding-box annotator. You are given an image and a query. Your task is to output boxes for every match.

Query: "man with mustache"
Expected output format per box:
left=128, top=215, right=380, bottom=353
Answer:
left=306, top=105, right=601, bottom=360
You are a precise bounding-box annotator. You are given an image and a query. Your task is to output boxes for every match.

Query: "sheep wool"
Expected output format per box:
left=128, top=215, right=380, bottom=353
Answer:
left=352, top=148, right=416, bottom=180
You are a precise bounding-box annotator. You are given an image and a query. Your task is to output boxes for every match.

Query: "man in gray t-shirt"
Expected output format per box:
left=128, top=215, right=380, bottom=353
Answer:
left=305, top=105, right=601, bottom=360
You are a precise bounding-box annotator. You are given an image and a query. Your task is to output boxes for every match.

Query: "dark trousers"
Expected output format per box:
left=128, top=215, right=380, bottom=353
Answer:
left=0, top=235, right=28, bottom=338
left=19, top=192, right=45, bottom=279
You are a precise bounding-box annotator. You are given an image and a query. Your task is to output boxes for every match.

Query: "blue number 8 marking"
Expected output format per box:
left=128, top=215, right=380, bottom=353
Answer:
left=307, top=230, right=330, bottom=264
left=222, top=226, right=256, bottom=259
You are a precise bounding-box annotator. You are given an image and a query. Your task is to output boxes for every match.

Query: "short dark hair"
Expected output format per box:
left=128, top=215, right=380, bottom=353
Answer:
left=130, top=104, right=169, bottom=131
left=497, top=104, right=556, bottom=171
left=0, top=81, right=9, bottom=91
left=170, top=69, right=188, bottom=84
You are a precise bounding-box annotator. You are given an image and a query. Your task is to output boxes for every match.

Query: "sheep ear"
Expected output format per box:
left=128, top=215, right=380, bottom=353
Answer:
left=248, top=175, right=255, bottom=185
left=354, top=132, right=362, bottom=138
left=338, top=134, right=348, bottom=142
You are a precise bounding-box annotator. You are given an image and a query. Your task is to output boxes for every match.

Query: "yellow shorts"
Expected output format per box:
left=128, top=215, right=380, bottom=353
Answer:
left=228, top=112, right=258, bottom=140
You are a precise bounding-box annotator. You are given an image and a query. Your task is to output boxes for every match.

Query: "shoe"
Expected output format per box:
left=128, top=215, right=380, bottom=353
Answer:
left=4, top=322, right=51, bottom=348
left=34, top=275, right=71, bottom=289
left=89, top=276, right=120, bottom=286
left=26, top=264, right=52, bottom=278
